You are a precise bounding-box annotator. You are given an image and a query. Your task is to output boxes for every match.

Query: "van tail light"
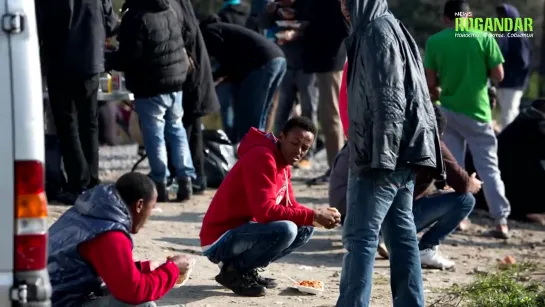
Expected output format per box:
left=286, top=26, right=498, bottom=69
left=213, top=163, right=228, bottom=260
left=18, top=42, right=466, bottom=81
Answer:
left=14, top=161, right=48, bottom=271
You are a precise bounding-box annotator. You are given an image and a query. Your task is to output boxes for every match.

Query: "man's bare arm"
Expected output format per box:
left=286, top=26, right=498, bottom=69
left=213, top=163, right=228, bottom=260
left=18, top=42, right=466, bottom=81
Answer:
left=489, top=64, right=504, bottom=84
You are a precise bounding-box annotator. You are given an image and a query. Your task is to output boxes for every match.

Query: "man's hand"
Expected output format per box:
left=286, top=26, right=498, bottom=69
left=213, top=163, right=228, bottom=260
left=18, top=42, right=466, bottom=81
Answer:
left=314, top=208, right=341, bottom=229
left=468, top=173, right=482, bottom=194
left=167, top=254, right=193, bottom=273
left=276, top=30, right=297, bottom=45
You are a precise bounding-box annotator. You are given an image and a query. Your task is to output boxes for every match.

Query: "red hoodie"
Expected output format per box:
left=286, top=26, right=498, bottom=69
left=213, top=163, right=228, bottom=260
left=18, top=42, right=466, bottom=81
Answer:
left=78, top=231, right=179, bottom=304
left=199, top=128, right=315, bottom=248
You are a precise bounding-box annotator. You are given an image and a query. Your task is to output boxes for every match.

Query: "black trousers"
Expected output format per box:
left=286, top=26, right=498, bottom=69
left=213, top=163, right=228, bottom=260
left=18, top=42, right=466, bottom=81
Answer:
left=47, top=73, right=100, bottom=193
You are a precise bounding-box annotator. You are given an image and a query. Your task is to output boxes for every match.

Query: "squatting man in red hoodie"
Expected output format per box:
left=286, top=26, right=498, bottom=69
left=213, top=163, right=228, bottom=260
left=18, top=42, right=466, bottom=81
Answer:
left=200, top=116, right=342, bottom=297
left=47, top=172, right=194, bottom=307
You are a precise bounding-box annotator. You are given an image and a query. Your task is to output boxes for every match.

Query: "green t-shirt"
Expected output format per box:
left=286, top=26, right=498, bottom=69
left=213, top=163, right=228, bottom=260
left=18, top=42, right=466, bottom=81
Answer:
left=424, top=28, right=504, bottom=122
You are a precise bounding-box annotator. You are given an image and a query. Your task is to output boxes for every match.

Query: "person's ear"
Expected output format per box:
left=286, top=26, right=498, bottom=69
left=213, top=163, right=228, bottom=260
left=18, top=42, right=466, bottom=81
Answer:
left=135, top=199, right=144, bottom=214
left=278, top=131, right=285, bottom=141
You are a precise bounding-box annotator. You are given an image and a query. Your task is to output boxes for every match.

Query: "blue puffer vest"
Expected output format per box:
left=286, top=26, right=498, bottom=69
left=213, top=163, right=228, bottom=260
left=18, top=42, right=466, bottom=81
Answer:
left=47, top=184, right=133, bottom=307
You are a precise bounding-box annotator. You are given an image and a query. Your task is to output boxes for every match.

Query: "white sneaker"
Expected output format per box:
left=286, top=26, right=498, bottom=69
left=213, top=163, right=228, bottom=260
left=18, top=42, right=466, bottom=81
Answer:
left=420, top=246, right=455, bottom=270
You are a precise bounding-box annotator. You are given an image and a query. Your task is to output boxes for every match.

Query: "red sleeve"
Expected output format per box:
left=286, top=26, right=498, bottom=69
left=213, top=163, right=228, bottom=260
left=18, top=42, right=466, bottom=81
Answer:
left=135, top=261, right=152, bottom=273
left=242, top=149, right=315, bottom=226
left=79, top=231, right=179, bottom=305
left=339, top=61, right=349, bottom=138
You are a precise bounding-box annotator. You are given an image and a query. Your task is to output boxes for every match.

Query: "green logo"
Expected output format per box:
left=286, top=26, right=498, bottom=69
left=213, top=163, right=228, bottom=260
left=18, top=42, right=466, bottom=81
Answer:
left=454, top=16, right=533, bottom=38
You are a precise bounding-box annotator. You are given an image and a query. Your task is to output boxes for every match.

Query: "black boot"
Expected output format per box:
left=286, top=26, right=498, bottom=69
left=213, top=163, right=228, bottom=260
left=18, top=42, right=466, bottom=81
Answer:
left=215, top=264, right=265, bottom=297
left=248, top=268, right=278, bottom=289
left=176, top=177, right=192, bottom=201
left=154, top=181, right=169, bottom=202
left=192, top=176, right=207, bottom=195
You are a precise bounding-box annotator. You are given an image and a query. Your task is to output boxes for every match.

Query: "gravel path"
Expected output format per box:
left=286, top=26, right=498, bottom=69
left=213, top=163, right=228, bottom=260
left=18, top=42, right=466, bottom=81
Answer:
left=46, top=145, right=545, bottom=307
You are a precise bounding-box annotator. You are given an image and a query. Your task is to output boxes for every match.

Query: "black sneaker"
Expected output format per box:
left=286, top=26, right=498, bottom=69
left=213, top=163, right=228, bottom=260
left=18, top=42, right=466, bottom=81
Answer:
left=215, top=264, right=266, bottom=297
left=249, top=268, right=278, bottom=289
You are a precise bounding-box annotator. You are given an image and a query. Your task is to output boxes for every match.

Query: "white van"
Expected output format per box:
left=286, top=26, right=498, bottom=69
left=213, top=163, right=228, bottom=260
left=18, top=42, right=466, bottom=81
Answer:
left=0, top=0, right=51, bottom=304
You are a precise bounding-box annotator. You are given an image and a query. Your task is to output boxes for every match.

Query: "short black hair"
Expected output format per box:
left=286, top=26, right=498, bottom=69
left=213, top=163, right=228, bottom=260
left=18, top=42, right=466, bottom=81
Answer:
left=496, top=5, right=507, bottom=16
left=433, top=104, right=447, bottom=135
left=444, top=0, right=470, bottom=20
left=282, top=116, right=317, bottom=136
left=115, top=172, right=156, bottom=206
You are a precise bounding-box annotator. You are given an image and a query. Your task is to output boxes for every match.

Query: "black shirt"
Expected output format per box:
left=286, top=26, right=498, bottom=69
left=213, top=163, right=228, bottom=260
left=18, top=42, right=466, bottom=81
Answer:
left=200, top=22, right=284, bottom=81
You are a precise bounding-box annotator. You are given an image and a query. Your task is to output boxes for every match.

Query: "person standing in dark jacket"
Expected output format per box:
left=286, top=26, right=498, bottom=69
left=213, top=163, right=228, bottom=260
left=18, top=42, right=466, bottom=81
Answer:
left=218, top=0, right=250, bottom=26
left=171, top=0, right=220, bottom=193
left=495, top=4, right=533, bottom=130
left=330, top=106, right=480, bottom=270
left=200, top=17, right=286, bottom=144
left=298, top=0, right=350, bottom=181
left=336, top=0, right=444, bottom=305
left=108, top=0, right=194, bottom=202
left=37, top=0, right=118, bottom=203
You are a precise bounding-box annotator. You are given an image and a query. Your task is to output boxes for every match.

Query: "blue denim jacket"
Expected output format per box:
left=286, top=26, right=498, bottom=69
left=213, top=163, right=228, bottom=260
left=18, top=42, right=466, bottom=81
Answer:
left=47, top=184, right=133, bottom=307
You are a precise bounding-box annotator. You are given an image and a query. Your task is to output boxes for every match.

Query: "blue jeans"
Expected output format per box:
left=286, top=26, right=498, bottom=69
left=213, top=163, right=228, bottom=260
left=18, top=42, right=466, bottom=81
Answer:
left=414, top=192, right=475, bottom=250
left=204, top=221, right=314, bottom=273
left=337, top=167, right=424, bottom=307
left=217, top=57, right=287, bottom=143
left=134, top=92, right=195, bottom=182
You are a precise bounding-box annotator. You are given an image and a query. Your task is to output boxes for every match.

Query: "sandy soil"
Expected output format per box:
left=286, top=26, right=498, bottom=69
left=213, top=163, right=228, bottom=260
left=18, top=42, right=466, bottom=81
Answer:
left=47, top=180, right=545, bottom=307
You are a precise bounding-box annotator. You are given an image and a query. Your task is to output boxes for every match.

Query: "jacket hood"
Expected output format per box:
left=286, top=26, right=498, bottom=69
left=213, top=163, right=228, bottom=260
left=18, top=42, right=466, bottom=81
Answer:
left=127, top=0, right=169, bottom=12
left=74, top=184, right=132, bottom=233
left=498, top=4, right=520, bottom=19
left=348, top=0, right=389, bottom=29
left=237, top=128, right=287, bottom=165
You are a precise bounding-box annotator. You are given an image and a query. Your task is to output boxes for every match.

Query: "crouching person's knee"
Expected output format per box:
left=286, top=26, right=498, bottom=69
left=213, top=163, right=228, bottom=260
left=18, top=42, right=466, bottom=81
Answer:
left=270, top=220, right=299, bottom=249
left=459, top=192, right=476, bottom=215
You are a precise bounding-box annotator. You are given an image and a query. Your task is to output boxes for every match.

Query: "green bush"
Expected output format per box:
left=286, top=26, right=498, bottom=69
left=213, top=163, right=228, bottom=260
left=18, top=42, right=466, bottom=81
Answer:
left=432, top=262, right=545, bottom=307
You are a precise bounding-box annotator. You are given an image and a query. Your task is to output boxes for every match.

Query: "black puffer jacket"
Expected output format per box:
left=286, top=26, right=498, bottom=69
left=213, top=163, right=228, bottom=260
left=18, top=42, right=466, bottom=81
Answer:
left=172, top=0, right=219, bottom=122
left=345, top=0, right=444, bottom=177
left=109, top=0, right=188, bottom=98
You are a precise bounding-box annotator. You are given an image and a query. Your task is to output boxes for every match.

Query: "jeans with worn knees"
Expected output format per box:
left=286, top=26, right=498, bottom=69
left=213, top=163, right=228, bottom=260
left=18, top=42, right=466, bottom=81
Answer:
left=413, top=192, right=475, bottom=250
left=205, top=221, right=314, bottom=273
left=337, top=167, right=424, bottom=307
left=134, top=92, right=195, bottom=182
left=217, top=58, right=287, bottom=144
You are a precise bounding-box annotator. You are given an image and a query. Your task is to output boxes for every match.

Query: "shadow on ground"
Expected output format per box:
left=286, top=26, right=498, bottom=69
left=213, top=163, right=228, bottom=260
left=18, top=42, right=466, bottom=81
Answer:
left=150, top=212, right=204, bottom=223
left=157, top=284, right=233, bottom=305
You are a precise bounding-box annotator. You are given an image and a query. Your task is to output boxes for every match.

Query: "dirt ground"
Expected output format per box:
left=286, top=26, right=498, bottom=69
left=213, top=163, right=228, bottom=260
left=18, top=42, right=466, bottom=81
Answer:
left=47, top=178, right=545, bottom=307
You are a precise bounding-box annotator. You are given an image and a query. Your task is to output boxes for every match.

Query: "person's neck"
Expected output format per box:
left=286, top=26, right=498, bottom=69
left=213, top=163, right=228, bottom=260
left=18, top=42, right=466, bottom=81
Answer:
left=444, top=19, right=455, bottom=29
left=276, top=143, right=288, bottom=166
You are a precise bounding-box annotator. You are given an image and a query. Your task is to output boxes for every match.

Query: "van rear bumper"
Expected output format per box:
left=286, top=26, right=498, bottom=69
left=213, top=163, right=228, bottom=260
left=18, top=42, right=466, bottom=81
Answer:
left=0, top=270, right=51, bottom=306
